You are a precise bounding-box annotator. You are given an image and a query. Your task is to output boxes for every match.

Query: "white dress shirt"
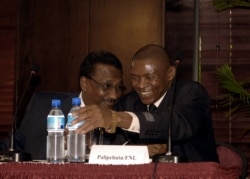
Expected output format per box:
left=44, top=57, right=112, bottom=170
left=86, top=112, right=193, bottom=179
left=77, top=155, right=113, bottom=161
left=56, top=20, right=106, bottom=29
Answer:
left=124, top=92, right=167, bottom=133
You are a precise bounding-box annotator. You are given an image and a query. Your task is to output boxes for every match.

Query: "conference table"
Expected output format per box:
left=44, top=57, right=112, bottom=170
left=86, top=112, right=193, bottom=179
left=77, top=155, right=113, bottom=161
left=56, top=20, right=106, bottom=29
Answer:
left=0, top=161, right=240, bottom=178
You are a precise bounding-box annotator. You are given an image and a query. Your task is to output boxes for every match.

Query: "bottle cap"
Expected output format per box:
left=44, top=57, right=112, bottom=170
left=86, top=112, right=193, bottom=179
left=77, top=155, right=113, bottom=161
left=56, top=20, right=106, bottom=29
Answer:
left=51, top=99, right=61, bottom=107
left=72, top=97, right=81, bottom=106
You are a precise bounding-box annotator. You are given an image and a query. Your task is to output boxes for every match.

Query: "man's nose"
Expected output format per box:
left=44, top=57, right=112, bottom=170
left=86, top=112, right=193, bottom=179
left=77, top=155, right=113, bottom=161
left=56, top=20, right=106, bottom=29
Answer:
left=107, top=87, right=121, bottom=99
left=137, top=78, right=148, bottom=89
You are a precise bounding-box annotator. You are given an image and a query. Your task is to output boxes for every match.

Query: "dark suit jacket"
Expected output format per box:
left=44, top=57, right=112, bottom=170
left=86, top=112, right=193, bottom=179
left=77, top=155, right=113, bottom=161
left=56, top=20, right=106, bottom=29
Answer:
left=115, top=79, right=219, bottom=162
left=14, top=91, right=78, bottom=160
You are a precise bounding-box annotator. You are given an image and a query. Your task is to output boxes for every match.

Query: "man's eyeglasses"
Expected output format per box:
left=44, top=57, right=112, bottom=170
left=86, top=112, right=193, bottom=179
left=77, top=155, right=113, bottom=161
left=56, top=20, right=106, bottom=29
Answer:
left=87, top=76, right=126, bottom=93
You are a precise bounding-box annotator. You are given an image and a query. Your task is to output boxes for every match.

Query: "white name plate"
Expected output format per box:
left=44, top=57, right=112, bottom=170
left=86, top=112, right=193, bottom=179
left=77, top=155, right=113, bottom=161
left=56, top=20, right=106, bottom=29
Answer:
left=89, top=145, right=150, bottom=165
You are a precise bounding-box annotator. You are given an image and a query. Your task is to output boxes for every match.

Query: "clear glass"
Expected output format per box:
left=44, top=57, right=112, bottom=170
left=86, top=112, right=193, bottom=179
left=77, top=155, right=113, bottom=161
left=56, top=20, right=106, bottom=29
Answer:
left=67, top=110, right=84, bottom=129
left=66, top=97, right=83, bottom=129
left=46, top=131, right=65, bottom=163
left=67, top=130, right=86, bottom=162
left=47, top=104, right=65, bottom=130
left=46, top=100, right=65, bottom=163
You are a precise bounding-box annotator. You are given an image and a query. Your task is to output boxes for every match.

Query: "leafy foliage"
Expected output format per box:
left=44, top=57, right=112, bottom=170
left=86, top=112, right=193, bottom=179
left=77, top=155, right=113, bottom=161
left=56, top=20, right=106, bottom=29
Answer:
left=216, top=64, right=250, bottom=119
left=213, top=0, right=250, bottom=11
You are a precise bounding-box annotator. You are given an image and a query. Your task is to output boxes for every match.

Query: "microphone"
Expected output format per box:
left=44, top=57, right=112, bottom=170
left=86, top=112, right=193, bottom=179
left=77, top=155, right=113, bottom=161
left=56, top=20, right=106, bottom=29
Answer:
left=0, top=64, right=40, bottom=162
left=16, top=64, right=41, bottom=128
left=153, top=52, right=183, bottom=163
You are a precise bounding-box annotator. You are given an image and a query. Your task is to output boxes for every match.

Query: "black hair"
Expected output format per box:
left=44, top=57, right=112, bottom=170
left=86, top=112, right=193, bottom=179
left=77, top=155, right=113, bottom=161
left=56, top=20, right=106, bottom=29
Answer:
left=132, top=44, right=173, bottom=65
left=79, top=50, right=123, bottom=78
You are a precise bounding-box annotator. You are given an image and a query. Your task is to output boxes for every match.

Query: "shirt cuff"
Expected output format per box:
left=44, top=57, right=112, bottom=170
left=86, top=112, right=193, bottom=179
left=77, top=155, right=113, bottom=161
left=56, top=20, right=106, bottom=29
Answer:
left=122, top=112, right=140, bottom=133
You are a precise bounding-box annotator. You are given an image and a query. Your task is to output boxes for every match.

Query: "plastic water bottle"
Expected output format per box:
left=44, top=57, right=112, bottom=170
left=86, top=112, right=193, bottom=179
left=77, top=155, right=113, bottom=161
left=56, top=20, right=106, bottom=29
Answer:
left=66, top=97, right=86, bottom=162
left=46, top=99, right=65, bottom=163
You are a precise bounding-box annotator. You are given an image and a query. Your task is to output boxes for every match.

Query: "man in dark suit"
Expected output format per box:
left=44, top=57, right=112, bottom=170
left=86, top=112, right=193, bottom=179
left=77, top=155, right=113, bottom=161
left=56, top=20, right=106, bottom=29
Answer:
left=73, top=44, right=219, bottom=162
left=3, top=50, right=125, bottom=160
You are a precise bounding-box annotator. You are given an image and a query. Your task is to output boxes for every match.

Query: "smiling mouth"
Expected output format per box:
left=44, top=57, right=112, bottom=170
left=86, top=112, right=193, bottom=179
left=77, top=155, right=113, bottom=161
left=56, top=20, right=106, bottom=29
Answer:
left=104, top=100, right=116, bottom=107
left=139, top=91, right=153, bottom=98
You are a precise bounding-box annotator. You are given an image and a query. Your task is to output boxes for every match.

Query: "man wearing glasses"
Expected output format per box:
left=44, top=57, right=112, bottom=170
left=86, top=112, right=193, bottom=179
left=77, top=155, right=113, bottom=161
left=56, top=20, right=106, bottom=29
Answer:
left=77, top=50, right=126, bottom=147
left=73, top=44, right=218, bottom=162
left=4, top=50, right=125, bottom=160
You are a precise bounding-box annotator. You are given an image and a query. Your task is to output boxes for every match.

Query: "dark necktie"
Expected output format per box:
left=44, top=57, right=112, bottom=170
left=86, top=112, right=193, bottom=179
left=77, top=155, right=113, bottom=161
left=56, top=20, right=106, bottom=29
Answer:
left=148, top=104, right=157, bottom=112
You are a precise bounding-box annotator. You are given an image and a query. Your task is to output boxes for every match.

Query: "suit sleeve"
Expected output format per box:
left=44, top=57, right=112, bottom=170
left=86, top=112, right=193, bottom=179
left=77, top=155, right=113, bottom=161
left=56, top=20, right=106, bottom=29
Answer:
left=134, top=81, right=212, bottom=144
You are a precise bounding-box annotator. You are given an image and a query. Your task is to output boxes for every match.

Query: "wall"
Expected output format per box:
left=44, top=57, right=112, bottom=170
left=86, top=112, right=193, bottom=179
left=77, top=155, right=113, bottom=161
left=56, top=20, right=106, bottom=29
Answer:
left=17, top=0, right=165, bottom=99
left=0, top=0, right=165, bottom=138
left=0, top=0, right=16, bottom=139
left=2, top=1, right=250, bottom=175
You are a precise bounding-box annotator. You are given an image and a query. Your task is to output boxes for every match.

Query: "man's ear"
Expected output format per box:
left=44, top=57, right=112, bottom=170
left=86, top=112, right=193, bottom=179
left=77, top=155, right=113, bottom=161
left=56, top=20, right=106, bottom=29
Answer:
left=80, top=76, right=87, bottom=92
left=167, top=66, right=176, bottom=81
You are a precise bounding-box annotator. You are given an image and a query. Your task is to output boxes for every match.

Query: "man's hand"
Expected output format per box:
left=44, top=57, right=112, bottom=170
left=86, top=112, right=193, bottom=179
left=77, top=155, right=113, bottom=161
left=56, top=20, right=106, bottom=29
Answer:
left=147, top=144, right=167, bottom=157
left=72, top=105, right=112, bottom=134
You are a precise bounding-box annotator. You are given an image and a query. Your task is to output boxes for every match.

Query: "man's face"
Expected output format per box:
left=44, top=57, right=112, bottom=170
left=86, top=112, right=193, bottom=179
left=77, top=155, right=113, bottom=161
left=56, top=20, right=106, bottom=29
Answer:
left=130, top=58, right=173, bottom=105
left=80, top=63, right=124, bottom=109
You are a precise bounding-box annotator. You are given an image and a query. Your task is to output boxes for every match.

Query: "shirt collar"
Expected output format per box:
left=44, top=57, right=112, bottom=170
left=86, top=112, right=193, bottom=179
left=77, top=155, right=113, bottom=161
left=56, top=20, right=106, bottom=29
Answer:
left=152, top=91, right=167, bottom=108
left=79, top=91, right=86, bottom=107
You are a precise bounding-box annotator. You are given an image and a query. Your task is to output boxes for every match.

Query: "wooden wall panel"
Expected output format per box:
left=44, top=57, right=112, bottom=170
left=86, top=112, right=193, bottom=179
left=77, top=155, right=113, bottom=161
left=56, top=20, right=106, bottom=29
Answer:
left=1, top=1, right=250, bottom=174
left=165, top=1, right=194, bottom=81
left=89, top=0, right=165, bottom=91
left=17, top=0, right=90, bottom=102
left=0, top=0, right=16, bottom=139
left=199, top=1, right=250, bottom=175
left=16, top=0, right=165, bottom=100
left=13, top=0, right=165, bottom=131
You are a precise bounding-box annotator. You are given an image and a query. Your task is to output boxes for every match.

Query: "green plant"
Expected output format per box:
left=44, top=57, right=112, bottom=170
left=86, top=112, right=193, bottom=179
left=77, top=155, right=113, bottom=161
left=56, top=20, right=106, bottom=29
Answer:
left=216, top=64, right=250, bottom=129
left=213, top=0, right=250, bottom=11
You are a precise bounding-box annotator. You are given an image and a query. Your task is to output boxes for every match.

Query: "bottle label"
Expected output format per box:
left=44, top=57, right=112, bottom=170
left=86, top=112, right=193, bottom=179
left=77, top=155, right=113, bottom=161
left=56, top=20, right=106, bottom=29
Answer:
left=47, top=115, right=65, bottom=129
left=67, top=113, right=84, bottom=129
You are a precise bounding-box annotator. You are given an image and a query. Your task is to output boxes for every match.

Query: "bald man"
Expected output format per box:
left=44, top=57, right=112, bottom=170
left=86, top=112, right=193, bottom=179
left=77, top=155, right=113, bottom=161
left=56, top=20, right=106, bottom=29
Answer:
left=73, top=44, right=219, bottom=162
